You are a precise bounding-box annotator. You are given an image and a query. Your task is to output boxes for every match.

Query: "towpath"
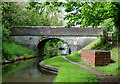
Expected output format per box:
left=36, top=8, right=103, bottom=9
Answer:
left=62, top=55, right=119, bottom=83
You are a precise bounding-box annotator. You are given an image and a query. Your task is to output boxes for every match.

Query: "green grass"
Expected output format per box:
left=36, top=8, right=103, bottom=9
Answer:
left=95, top=62, right=118, bottom=76
left=110, top=48, right=119, bottom=61
left=2, top=59, right=35, bottom=81
left=65, top=52, right=81, bottom=62
left=44, top=56, right=98, bottom=82
left=2, top=41, right=35, bottom=61
left=54, top=63, right=98, bottom=82
left=44, top=56, right=68, bottom=68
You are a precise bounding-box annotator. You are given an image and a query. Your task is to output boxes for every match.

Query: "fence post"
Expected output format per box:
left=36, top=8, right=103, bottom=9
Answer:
left=103, top=30, right=107, bottom=43
left=112, top=33, right=114, bottom=44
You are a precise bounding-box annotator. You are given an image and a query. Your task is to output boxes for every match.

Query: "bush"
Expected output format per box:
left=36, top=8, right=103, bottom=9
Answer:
left=100, top=18, right=116, bottom=33
left=91, top=38, right=105, bottom=49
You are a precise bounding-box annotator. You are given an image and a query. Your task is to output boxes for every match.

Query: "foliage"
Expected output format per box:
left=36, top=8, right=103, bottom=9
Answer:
left=26, top=2, right=64, bottom=26
left=44, top=39, right=66, bottom=50
left=64, top=2, right=120, bottom=32
left=91, top=38, right=105, bottom=49
left=2, top=2, right=64, bottom=60
left=44, top=50, right=61, bottom=59
left=2, top=41, right=35, bottom=61
left=40, top=2, right=120, bottom=33
left=2, top=26, right=10, bottom=42
left=100, top=18, right=116, bottom=32
left=2, top=2, right=64, bottom=42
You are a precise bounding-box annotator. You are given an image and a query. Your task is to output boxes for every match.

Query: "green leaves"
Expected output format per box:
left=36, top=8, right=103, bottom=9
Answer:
left=29, top=2, right=38, bottom=7
left=64, top=1, right=120, bottom=30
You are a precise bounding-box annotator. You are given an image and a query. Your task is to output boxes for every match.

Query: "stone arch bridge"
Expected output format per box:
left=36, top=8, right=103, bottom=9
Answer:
left=10, top=26, right=103, bottom=56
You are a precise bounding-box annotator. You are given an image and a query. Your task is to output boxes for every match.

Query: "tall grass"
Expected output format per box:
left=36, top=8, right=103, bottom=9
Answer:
left=2, top=41, right=35, bottom=61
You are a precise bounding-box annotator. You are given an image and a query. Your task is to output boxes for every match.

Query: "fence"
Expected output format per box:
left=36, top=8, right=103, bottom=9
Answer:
left=103, top=30, right=120, bottom=44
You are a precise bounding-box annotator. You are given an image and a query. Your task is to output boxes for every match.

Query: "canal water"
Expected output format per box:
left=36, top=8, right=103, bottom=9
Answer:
left=2, top=59, right=56, bottom=82
left=2, top=50, right=62, bottom=82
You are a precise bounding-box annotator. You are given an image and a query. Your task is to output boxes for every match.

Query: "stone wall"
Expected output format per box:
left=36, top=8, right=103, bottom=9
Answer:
left=11, top=27, right=103, bottom=36
left=39, top=61, right=58, bottom=74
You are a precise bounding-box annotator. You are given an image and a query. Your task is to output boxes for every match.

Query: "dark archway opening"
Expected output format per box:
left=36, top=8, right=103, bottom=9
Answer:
left=37, top=38, right=70, bottom=61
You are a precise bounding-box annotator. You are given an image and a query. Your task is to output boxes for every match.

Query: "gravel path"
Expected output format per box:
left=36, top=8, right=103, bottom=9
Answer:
left=62, top=55, right=119, bottom=83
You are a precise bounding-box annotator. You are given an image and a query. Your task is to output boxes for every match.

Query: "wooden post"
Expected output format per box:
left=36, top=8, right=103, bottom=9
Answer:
left=106, top=33, right=108, bottom=43
left=103, top=30, right=107, bottom=43
left=112, top=33, right=114, bottom=44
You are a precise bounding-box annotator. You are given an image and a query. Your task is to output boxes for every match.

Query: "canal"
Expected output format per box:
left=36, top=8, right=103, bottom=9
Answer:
left=2, top=50, right=62, bottom=82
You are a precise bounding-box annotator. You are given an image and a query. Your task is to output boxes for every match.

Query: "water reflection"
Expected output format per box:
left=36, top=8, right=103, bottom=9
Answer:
left=2, top=59, right=56, bottom=82
left=2, top=50, right=63, bottom=82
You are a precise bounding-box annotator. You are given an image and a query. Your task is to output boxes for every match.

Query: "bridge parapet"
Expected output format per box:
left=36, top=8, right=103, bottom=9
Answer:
left=11, top=26, right=103, bottom=36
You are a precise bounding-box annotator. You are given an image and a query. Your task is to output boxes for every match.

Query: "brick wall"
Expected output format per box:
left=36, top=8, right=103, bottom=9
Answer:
left=81, top=50, right=111, bottom=67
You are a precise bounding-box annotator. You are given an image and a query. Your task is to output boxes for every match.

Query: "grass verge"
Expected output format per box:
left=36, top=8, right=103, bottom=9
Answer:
left=44, top=56, right=98, bottom=82
left=54, top=63, right=98, bottom=82
left=2, top=41, right=35, bottom=62
left=44, top=56, right=68, bottom=68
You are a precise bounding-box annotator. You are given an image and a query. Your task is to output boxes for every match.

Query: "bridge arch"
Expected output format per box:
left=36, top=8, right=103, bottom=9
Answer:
left=37, top=38, right=69, bottom=59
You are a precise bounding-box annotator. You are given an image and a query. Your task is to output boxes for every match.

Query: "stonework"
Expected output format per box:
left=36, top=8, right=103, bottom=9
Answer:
left=11, top=26, right=103, bottom=36
left=81, top=50, right=111, bottom=67
left=10, top=27, right=103, bottom=56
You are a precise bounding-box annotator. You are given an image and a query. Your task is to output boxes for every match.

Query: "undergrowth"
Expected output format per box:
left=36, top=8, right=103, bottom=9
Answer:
left=2, top=40, right=35, bottom=62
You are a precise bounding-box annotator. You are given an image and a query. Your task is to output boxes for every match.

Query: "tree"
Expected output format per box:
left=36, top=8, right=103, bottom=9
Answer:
left=26, top=2, right=64, bottom=26
left=42, top=1, right=120, bottom=33
left=2, top=2, right=64, bottom=42
left=64, top=2, right=120, bottom=33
